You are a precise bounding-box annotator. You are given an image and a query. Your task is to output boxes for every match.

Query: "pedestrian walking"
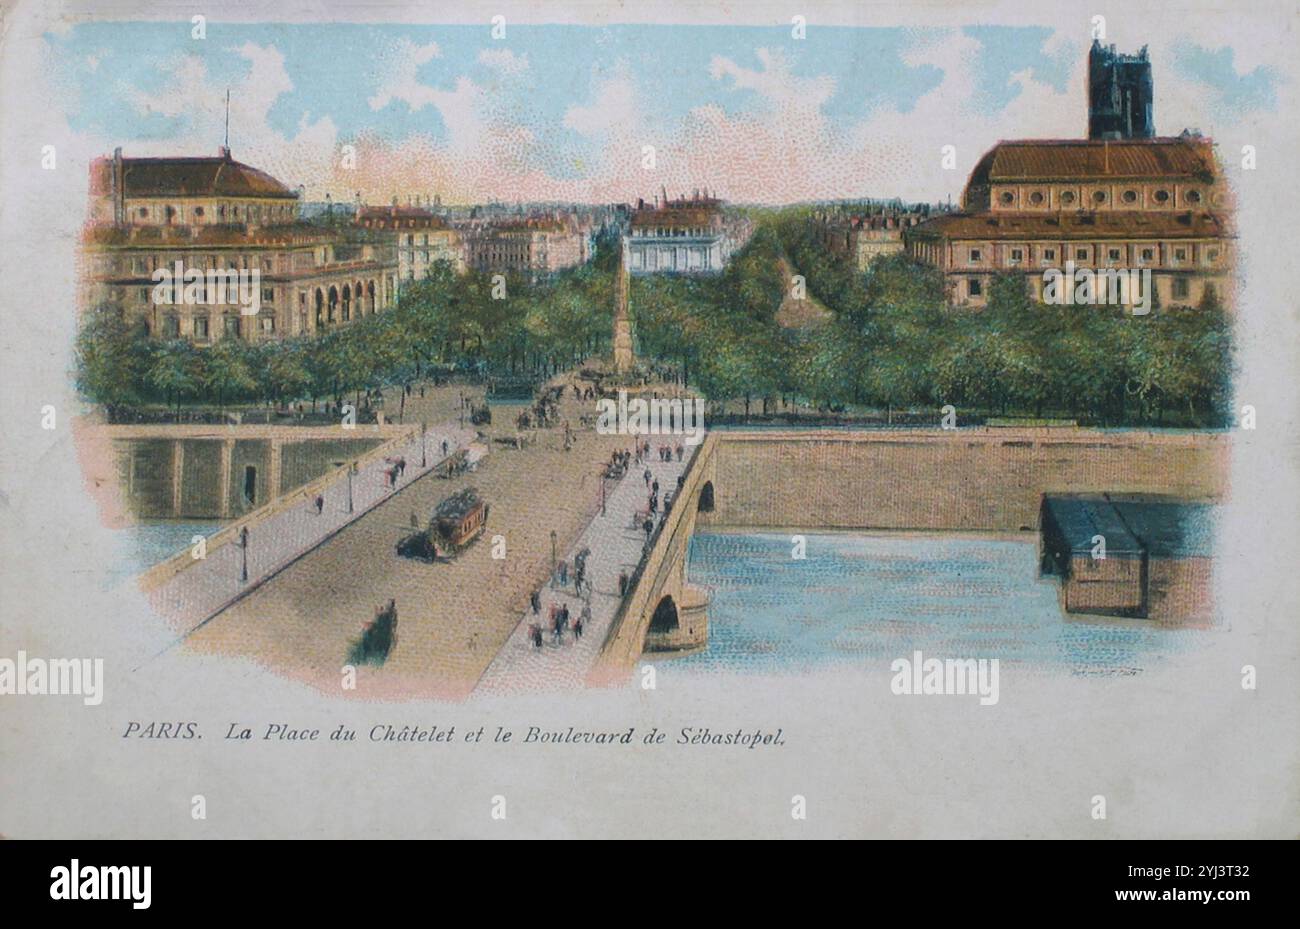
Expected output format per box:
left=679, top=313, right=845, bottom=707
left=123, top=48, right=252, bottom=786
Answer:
left=442, top=439, right=449, bottom=456
left=676, top=443, right=684, bottom=461
left=652, top=479, right=659, bottom=495
left=531, top=590, right=541, bottom=615
left=643, top=467, right=652, bottom=487
left=531, top=623, right=543, bottom=649
left=314, top=495, right=324, bottom=515
left=618, top=571, right=629, bottom=597
left=643, top=517, right=654, bottom=544
left=558, top=559, right=569, bottom=587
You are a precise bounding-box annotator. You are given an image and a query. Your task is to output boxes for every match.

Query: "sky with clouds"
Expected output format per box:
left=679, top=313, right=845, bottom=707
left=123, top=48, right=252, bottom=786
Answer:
left=43, top=20, right=1284, bottom=205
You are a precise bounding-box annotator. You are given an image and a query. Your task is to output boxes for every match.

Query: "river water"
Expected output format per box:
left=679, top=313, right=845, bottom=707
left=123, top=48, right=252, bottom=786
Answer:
left=105, top=519, right=223, bottom=588
left=670, top=531, right=1207, bottom=675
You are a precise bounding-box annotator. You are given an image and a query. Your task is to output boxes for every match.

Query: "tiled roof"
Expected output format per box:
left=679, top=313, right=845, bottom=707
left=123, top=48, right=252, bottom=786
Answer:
left=906, top=210, right=1230, bottom=241
left=91, top=153, right=297, bottom=200
left=969, top=138, right=1217, bottom=184
left=354, top=207, right=449, bottom=229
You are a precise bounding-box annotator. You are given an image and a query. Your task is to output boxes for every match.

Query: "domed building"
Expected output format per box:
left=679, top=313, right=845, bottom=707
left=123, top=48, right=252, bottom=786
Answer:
left=83, top=147, right=398, bottom=342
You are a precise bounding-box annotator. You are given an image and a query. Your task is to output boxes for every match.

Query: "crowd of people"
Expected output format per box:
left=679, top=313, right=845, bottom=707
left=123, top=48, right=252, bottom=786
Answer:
left=509, top=373, right=698, bottom=656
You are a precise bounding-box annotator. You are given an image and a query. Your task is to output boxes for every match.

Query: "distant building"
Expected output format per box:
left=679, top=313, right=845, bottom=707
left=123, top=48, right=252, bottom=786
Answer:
left=84, top=147, right=398, bottom=341
left=354, top=204, right=465, bottom=282
left=1088, top=40, right=1154, bottom=140
left=906, top=136, right=1233, bottom=309
left=463, top=215, right=594, bottom=277
left=812, top=208, right=934, bottom=270
left=624, top=190, right=750, bottom=275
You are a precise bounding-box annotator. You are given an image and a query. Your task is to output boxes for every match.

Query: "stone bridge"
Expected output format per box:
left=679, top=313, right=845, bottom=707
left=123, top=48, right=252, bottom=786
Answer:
left=589, top=431, right=719, bottom=683
left=589, top=426, right=1227, bottom=683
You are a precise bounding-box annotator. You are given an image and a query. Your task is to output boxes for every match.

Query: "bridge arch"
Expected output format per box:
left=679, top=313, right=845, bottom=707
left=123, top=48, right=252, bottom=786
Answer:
left=648, top=595, right=678, bottom=634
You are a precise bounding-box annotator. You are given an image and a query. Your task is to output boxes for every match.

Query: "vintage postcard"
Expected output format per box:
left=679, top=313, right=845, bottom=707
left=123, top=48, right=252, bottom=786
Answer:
left=1, top=0, right=1297, bottom=855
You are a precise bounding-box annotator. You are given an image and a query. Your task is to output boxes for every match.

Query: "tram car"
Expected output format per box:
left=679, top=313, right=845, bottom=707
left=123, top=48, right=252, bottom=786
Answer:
left=395, top=487, right=489, bottom=562
left=433, top=487, right=488, bottom=551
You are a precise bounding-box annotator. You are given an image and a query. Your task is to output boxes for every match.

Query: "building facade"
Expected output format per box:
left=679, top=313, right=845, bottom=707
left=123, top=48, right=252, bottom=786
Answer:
left=85, top=147, right=398, bottom=341
left=354, top=204, right=465, bottom=282
left=624, top=191, right=750, bottom=275
left=906, top=135, right=1234, bottom=310
left=812, top=208, right=933, bottom=270
left=463, top=215, right=594, bottom=276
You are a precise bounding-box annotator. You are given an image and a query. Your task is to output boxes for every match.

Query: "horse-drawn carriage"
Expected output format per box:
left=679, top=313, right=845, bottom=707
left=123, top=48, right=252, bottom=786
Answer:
left=436, top=448, right=469, bottom=478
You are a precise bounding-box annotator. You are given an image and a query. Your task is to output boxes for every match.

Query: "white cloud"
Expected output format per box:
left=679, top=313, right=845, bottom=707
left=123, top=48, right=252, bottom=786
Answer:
left=563, top=64, right=638, bottom=137
left=367, top=39, right=443, bottom=112
left=477, top=48, right=529, bottom=75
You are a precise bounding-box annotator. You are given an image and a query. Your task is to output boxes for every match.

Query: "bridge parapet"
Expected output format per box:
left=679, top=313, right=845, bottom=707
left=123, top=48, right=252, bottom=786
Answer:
left=589, top=432, right=718, bottom=683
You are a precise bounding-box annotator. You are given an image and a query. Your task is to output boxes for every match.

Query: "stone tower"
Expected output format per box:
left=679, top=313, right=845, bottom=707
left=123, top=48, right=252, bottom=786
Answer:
left=612, top=237, right=634, bottom=373
left=1088, top=40, right=1155, bottom=140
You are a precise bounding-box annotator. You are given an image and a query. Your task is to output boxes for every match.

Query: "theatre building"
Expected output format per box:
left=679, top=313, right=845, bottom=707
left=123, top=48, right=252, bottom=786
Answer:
left=84, top=147, right=398, bottom=341
left=906, top=135, right=1235, bottom=310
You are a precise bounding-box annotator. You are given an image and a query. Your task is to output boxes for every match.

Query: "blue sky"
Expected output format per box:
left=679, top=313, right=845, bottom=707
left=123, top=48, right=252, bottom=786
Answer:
left=43, top=21, right=1283, bottom=203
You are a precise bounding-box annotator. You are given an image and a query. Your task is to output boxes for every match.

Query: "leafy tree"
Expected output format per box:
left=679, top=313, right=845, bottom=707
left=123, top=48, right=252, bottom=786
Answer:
left=75, top=305, right=146, bottom=410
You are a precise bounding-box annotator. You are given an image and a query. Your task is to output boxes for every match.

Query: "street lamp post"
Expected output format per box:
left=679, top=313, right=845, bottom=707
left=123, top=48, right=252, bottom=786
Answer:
left=239, top=526, right=249, bottom=583
left=601, top=474, right=607, bottom=516
left=550, top=529, right=557, bottom=586
left=420, top=421, right=427, bottom=468
left=347, top=462, right=355, bottom=514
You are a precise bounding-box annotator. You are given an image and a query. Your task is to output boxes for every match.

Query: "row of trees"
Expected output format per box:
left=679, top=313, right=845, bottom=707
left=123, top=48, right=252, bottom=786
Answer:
left=774, top=213, right=1233, bottom=426
left=630, top=223, right=791, bottom=413
left=612, top=209, right=1233, bottom=427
